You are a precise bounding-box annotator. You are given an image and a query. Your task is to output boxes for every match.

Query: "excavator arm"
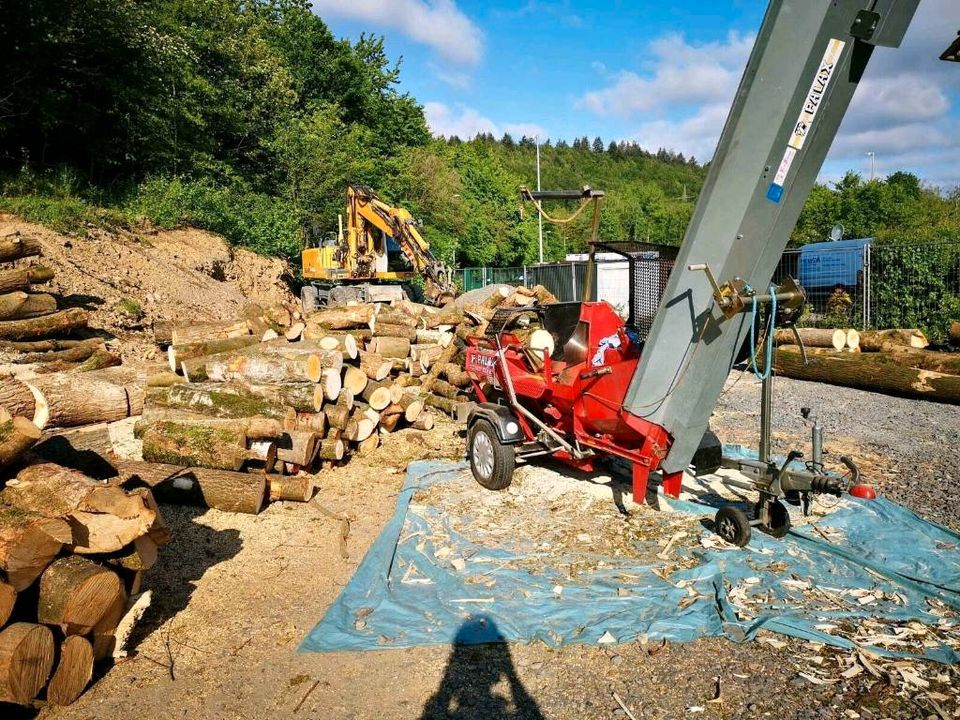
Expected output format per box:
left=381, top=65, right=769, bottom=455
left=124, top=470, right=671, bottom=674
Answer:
left=347, top=185, right=456, bottom=305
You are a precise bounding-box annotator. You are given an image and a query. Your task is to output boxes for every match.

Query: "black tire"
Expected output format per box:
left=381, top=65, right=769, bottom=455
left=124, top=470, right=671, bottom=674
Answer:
left=764, top=499, right=792, bottom=538
left=468, top=419, right=515, bottom=491
left=715, top=506, right=752, bottom=547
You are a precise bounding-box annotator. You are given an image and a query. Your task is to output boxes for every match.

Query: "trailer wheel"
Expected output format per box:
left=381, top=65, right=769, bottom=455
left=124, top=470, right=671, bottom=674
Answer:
left=715, top=506, right=751, bottom=547
left=763, top=499, right=792, bottom=538
left=468, top=419, right=515, bottom=490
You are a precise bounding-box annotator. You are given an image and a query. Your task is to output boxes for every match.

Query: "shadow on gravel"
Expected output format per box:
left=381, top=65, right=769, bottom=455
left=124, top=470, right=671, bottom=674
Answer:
left=420, top=616, right=545, bottom=720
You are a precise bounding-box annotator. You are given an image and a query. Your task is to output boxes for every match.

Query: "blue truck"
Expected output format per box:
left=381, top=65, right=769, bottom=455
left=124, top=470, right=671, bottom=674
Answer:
left=797, top=237, right=872, bottom=298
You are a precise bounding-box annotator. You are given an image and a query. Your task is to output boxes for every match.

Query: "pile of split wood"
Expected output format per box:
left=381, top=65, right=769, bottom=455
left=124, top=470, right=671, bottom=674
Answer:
left=0, top=231, right=119, bottom=372
left=0, top=421, right=167, bottom=707
left=771, top=327, right=960, bottom=404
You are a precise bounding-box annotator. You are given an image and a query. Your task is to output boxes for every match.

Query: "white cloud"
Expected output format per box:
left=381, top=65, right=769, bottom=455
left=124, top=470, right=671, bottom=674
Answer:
left=631, top=103, right=731, bottom=162
left=311, top=0, right=483, bottom=65
left=424, top=102, right=547, bottom=140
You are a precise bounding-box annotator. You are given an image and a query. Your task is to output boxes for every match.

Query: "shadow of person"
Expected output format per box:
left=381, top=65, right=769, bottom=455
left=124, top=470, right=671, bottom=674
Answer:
left=420, top=615, right=545, bottom=720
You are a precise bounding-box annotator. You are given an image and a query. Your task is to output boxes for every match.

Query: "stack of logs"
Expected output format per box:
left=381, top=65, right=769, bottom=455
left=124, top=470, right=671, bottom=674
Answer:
left=770, top=327, right=960, bottom=404
left=0, top=231, right=118, bottom=372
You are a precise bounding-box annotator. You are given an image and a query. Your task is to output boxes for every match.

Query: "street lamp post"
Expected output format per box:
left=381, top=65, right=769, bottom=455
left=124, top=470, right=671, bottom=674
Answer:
left=536, top=136, right=544, bottom=264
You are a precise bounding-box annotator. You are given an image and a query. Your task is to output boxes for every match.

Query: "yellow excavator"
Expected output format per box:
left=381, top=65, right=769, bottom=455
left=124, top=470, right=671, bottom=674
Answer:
left=300, top=185, right=457, bottom=310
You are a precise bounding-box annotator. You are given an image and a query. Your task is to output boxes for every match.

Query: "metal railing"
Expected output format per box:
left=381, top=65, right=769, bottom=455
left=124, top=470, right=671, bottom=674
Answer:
left=455, top=239, right=960, bottom=344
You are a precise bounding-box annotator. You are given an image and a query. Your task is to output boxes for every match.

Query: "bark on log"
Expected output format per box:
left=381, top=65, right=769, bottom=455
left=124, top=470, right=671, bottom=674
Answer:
left=856, top=328, right=929, bottom=352
left=0, top=293, right=57, bottom=321
left=422, top=306, right=464, bottom=329
left=428, top=378, right=460, bottom=399
left=378, top=404, right=403, bottom=433
left=415, top=329, right=453, bottom=347
left=440, top=363, right=471, bottom=387
left=0, top=581, right=15, bottom=626
left=25, top=374, right=131, bottom=427
left=38, top=556, right=124, bottom=635
left=372, top=322, right=417, bottom=341
left=359, top=351, right=392, bottom=381
left=268, top=475, right=314, bottom=503
left=420, top=344, right=459, bottom=394
left=773, top=328, right=845, bottom=350
left=37, top=348, right=121, bottom=374
left=319, top=437, right=344, bottom=461
left=778, top=345, right=960, bottom=375
left=423, top=393, right=462, bottom=416
left=46, top=635, right=94, bottom=706
left=283, top=411, right=327, bottom=435
left=228, top=382, right=322, bottom=412
left=275, top=429, right=317, bottom=466
left=0, top=266, right=54, bottom=294
left=411, top=412, right=435, bottom=431
left=0, top=338, right=87, bottom=353
left=305, top=305, right=375, bottom=331
left=773, top=347, right=960, bottom=404
left=0, top=505, right=70, bottom=591
left=146, top=372, right=187, bottom=388
left=140, top=421, right=250, bottom=471
left=11, top=338, right=102, bottom=365
left=206, top=351, right=341, bottom=384
left=153, top=320, right=173, bottom=346
left=115, top=460, right=266, bottom=515
left=324, top=404, right=350, bottom=430
left=150, top=383, right=292, bottom=420
left=343, top=366, right=368, bottom=395
left=0, top=291, right=28, bottom=320
left=0, top=416, right=42, bottom=468
left=360, top=379, right=393, bottom=411
left=167, top=335, right=259, bottom=372
left=169, top=320, right=251, bottom=346
left=417, top=345, right=444, bottom=372
left=0, top=308, right=88, bottom=340
left=483, top=286, right=513, bottom=310
left=370, top=336, right=411, bottom=358
left=0, top=623, right=54, bottom=705
left=0, top=236, right=42, bottom=262
left=374, top=309, right=418, bottom=328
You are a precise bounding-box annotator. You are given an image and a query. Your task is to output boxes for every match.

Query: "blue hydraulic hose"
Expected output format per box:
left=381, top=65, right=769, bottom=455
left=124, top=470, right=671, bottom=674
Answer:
left=749, top=286, right=777, bottom=380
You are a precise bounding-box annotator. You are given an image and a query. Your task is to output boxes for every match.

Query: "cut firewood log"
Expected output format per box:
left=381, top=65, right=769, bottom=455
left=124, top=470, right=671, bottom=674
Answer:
left=440, top=363, right=471, bottom=388
left=359, top=351, right=392, bottom=381
left=360, top=379, right=393, bottom=411
left=528, top=329, right=556, bottom=358
left=275, top=429, right=318, bottom=466
left=11, top=338, right=103, bottom=365
left=167, top=335, right=259, bottom=372
left=0, top=292, right=57, bottom=320
left=773, top=328, right=845, bottom=350
left=115, top=460, right=266, bottom=514
left=141, top=421, right=250, bottom=471
left=0, top=337, right=88, bottom=353
left=2, top=464, right=158, bottom=555
left=148, top=383, right=293, bottom=420
left=856, top=328, right=929, bottom=352
left=305, top=305, right=375, bottom=331
left=102, top=535, right=159, bottom=573
left=283, top=411, right=327, bottom=435
left=773, top=347, right=960, bottom=404
left=320, top=367, right=342, bottom=402
left=374, top=308, right=418, bottom=328
left=417, top=345, right=444, bottom=372
left=34, top=348, right=121, bottom=375
left=335, top=388, right=354, bottom=412
left=378, top=404, right=403, bottom=433
left=25, top=374, right=131, bottom=428
left=0, top=266, right=54, bottom=295
left=136, top=412, right=284, bottom=439
left=394, top=373, right=421, bottom=388
left=89, top=588, right=127, bottom=661
left=261, top=329, right=279, bottom=342
left=0, top=235, right=42, bottom=262
left=845, top=328, right=860, bottom=351
left=285, top=322, right=305, bottom=341
left=483, top=286, right=513, bottom=310
left=429, top=378, right=460, bottom=399
left=0, top=623, right=55, bottom=705
left=343, top=366, right=368, bottom=395
left=318, top=436, right=344, bottom=461
left=324, top=403, right=351, bottom=430
left=0, top=416, right=42, bottom=468
left=397, top=393, right=424, bottom=423
left=0, top=291, right=28, bottom=320
left=38, top=556, right=124, bottom=635
left=370, top=336, right=411, bottom=358
left=372, top=322, right=418, bottom=341
left=354, top=433, right=380, bottom=455
left=46, top=635, right=94, bottom=706
left=422, top=306, right=464, bottom=329
left=0, top=307, right=88, bottom=340
left=0, top=505, right=70, bottom=591
left=411, top=412, right=435, bottom=431
left=344, top=410, right=376, bottom=443
left=530, top=284, right=557, bottom=304
left=420, top=343, right=459, bottom=394
left=423, top=393, right=463, bottom=416
left=317, top=333, right=359, bottom=360
left=268, top=475, right=314, bottom=502
left=415, top=329, right=454, bottom=347
left=410, top=343, right=439, bottom=361
left=0, top=378, right=42, bottom=423
left=169, top=319, right=251, bottom=346
left=0, top=581, right=15, bottom=626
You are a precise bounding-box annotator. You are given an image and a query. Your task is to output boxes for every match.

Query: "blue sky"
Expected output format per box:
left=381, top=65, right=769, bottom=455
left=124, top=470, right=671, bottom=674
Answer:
left=312, top=0, right=960, bottom=189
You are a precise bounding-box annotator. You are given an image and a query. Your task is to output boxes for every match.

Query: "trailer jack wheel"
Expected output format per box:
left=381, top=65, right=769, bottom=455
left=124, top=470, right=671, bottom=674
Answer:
left=715, top=506, right=752, bottom=547
left=762, top=499, right=792, bottom=538
left=468, top=419, right=515, bottom=491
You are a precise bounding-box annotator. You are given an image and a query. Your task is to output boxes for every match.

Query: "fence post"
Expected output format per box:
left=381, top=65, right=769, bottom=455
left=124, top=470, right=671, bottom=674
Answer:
left=570, top=263, right=577, bottom=301
left=863, top=243, right=871, bottom=329
left=523, top=266, right=528, bottom=287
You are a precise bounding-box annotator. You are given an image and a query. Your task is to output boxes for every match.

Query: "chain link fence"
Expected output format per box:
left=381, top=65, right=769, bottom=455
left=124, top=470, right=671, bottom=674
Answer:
left=455, top=239, right=960, bottom=345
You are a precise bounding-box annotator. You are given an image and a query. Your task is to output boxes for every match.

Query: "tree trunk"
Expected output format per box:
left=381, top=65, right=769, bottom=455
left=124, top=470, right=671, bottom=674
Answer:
left=0, top=416, right=42, bottom=468
left=773, top=347, right=960, bottom=404
left=38, top=556, right=124, bottom=635
left=360, top=379, right=393, bottom=411
left=36, top=348, right=121, bottom=374
left=0, top=623, right=55, bottom=705
left=305, top=304, right=375, bottom=330
left=167, top=336, right=259, bottom=371
left=25, top=374, right=131, bottom=428
left=0, top=581, right=15, bottom=626
left=0, top=308, right=88, bottom=340
left=0, top=293, right=57, bottom=320
left=283, top=411, right=327, bottom=435
left=206, top=351, right=341, bottom=384
left=856, top=328, right=929, bottom=352
left=318, top=437, right=344, bottom=461
left=0, top=235, right=42, bottom=262
left=343, top=366, right=368, bottom=395
left=225, top=382, right=322, bottom=412
left=369, top=336, right=410, bottom=358
left=0, top=337, right=86, bottom=353
left=359, top=351, right=392, bottom=381
left=779, top=345, right=960, bottom=375
left=11, top=338, right=103, bottom=365
left=169, top=320, right=251, bottom=346
left=0, top=505, right=70, bottom=591
left=268, top=475, right=314, bottom=503
left=140, top=421, right=250, bottom=471
left=0, top=266, right=54, bottom=294
left=411, top=412, right=435, bottom=431
left=115, top=460, right=266, bottom=514
left=149, top=383, right=292, bottom=420
left=46, top=635, right=94, bottom=706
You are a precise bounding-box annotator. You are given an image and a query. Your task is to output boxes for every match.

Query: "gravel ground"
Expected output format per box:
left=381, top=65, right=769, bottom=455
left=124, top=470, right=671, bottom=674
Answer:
left=712, top=369, right=960, bottom=531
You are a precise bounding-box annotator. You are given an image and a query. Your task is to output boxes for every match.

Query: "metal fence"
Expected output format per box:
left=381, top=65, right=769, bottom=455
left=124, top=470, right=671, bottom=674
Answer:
left=456, top=239, right=960, bottom=344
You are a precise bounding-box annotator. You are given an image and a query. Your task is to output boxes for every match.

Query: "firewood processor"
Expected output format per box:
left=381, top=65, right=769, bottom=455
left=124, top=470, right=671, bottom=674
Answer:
left=464, top=0, right=951, bottom=546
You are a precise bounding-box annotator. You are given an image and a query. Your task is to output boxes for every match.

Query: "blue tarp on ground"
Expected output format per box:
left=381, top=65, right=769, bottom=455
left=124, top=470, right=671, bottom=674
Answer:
left=301, top=458, right=960, bottom=661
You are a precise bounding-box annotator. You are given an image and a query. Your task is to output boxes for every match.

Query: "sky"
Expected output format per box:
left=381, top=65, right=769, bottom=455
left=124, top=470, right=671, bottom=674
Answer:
left=311, top=0, right=960, bottom=189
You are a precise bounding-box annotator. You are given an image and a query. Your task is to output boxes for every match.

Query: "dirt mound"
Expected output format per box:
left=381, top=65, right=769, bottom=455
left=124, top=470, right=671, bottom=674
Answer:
left=0, top=215, right=297, bottom=358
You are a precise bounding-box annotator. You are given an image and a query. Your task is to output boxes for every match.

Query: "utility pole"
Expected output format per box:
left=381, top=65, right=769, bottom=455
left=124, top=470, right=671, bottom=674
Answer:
left=866, top=151, right=876, bottom=181
left=536, top=136, right=544, bottom=264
